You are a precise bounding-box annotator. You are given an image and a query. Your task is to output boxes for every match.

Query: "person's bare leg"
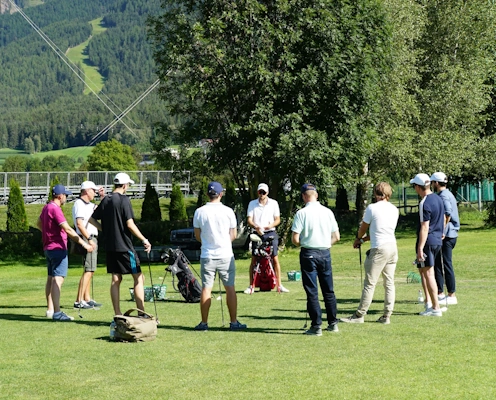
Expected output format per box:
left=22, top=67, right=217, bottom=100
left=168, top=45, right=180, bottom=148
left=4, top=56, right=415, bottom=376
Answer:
left=420, top=268, right=431, bottom=307
left=51, top=276, right=64, bottom=313
left=133, top=272, right=145, bottom=313
left=82, top=271, right=93, bottom=302
left=111, top=274, right=122, bottom=315
left=421, top=266, right=440, bottom=310
left=273, top=255, right=282, bottom=287
left=200, top=287, right=212, bottom=323
left=224, top=285, right=237, bottom=323
left=46, top=276, right=53, bottom=312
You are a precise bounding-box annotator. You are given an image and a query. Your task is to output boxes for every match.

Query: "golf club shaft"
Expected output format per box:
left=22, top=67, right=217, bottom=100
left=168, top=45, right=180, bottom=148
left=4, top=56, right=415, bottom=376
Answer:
left=147, top=253, right=160, bottom=324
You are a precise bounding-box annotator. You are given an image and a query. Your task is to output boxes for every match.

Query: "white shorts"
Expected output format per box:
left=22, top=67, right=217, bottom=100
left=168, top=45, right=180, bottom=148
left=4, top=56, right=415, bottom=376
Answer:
left=200, top=257, right=236, bottom=288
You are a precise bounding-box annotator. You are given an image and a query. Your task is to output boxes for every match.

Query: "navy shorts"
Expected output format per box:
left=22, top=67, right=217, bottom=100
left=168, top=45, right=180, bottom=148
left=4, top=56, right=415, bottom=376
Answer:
left=106, top=250, right=142, bottom=275
left=252, top=231, right=279, bottom=257
left=417, top=245, right=441, bottom=268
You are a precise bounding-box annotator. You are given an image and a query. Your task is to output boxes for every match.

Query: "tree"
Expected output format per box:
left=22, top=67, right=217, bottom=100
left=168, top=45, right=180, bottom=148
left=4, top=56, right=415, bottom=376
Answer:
left=141, top=180, right=162, bottom=222
left=149, top=0, right=392, bottom=210
left=7, top=179, right=29, bottom=232
left=169, top=184, right=188, bottom=227
left=85, top=139, right=138, bottom=171
left=2, top=156, right=27, bottom=172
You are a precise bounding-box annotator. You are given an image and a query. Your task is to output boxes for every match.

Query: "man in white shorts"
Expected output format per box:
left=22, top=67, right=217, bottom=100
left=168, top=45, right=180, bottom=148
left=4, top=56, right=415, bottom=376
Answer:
left=193, top=181, right=247, bottom=331
left=340, top=182, right=399, bottom=324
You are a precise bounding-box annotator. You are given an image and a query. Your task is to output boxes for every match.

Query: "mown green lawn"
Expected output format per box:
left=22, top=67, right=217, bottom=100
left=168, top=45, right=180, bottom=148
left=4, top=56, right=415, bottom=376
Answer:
left=0, top=209, right=494, bottom=399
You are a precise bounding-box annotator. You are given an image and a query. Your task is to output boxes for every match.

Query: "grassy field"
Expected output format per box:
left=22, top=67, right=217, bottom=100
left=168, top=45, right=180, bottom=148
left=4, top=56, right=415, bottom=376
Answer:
left=0, top=147, right=93, bottom=168
left=65, top=17, right=107, bottom=95
left=0, top=206, right=494, bottom=399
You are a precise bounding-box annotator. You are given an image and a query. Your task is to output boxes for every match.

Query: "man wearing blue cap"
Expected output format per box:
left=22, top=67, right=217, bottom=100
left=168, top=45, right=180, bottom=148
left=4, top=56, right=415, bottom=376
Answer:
left=193, top=182, right=247, bottom=331
left=38, top=184, right=95, bottom=321
left=291, top=183, right=340, bottom=336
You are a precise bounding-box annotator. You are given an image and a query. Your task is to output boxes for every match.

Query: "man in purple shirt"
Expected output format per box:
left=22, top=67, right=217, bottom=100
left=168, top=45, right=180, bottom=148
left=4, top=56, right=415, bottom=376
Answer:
left=38, top=184, right=94, bottom=321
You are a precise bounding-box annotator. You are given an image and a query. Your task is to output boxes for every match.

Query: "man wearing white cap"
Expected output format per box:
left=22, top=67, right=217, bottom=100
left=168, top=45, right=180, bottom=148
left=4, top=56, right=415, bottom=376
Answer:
left=72, top=181, right=105, bottom=310
left=410, top=173, right=445, bottom=317
left=90, top=172, right=152, bottom=318
left=430, top=172, right=459, bottom=305
left=244, top=183, right=289, bottom=294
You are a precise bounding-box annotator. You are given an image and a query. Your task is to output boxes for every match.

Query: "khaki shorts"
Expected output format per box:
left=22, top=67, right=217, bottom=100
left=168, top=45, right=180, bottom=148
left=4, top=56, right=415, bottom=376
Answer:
left=200, top=257, right=236, bottom=288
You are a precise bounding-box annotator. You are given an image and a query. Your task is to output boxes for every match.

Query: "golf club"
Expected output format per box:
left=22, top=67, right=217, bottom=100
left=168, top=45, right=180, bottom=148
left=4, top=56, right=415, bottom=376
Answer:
left=218, top=273, right=225, bottom=327
left=359, top=245, right=363, bottom=288
left=147, top=253, right=160, bottom=325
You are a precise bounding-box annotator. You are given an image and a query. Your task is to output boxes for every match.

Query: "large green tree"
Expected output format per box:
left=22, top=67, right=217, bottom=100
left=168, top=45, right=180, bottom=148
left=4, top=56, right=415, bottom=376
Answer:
left=85, top=139, right=138, bottom=171
left=149, top=0, right=392, bottom=210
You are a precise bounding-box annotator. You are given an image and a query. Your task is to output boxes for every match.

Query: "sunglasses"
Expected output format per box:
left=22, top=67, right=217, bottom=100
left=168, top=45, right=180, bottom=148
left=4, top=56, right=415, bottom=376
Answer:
left=258, top=190, right=267, bottom=195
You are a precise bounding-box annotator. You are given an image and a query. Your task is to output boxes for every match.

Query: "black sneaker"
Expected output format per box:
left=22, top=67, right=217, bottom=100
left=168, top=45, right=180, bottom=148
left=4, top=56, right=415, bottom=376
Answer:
left=229, top=320, right=247, bottom=331
left=194, top=322, right=208, bottom=331
left=87, top=300, right=102, bottom=308
left=326, top=323, right=339, bottom=332
left=304, top=326, right=322, bottom=336
left=74, top=301, right=93, bottom=309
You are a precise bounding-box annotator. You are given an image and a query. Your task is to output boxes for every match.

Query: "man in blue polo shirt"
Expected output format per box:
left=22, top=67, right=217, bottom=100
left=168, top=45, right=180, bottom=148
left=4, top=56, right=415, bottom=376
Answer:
left=411, top=173, right=445, bottom=317
left=291, top=183, right=340, bottom=335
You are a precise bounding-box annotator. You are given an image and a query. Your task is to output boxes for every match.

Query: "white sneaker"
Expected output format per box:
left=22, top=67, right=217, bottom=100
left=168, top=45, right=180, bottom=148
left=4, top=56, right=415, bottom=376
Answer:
left=419, top=308, right=442, bottom=317
left=446, top=296, right=457, bottom=305
left=244, top=286, right=254, bottom=294
left=46, top=310, right=54, bottom=319
left=278, top=286, right=289, bottom=293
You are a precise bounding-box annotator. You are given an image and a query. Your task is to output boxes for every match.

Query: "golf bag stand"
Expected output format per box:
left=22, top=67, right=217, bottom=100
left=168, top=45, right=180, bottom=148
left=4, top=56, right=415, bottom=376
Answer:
left=161, top=248, right=202, bottom=303
left=252, top=235, right=277, bottom=292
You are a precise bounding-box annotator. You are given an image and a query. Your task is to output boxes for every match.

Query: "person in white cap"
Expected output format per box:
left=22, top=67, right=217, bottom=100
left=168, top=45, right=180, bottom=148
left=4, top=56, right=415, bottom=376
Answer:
left=72, top=181, right=105, bottom=310
left=90, top=173, right=152, bottom=319
left=410, top=173, right=445, bottom=317
left=244, top=183, right=289, bottom=294
left=430, top=172, right=459, bottom=305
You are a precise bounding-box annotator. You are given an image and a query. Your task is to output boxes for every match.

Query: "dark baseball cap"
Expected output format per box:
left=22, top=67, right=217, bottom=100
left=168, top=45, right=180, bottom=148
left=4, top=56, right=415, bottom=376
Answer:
left=207, top=181, right=223, bottom=195
left=301, top=183, right=317, bottom=194
left=52, top=184, right=72, bottom=196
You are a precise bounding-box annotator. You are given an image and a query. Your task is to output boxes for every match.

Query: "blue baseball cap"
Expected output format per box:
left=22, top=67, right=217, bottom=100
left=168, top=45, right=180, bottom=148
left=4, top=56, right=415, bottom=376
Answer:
left=301, top=183, right=317, bottom=194
left=207, top=182, right=223, bottom=195
left=52, top=184, right=72, bottom=196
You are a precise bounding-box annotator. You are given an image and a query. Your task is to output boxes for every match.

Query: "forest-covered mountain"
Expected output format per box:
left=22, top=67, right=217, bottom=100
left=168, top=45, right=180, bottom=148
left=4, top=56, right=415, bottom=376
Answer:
left=0, top=0, right=171, bottom=152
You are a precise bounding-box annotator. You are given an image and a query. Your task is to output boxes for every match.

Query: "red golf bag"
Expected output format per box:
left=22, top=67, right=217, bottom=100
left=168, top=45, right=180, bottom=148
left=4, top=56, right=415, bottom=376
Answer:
left=252, top=235, right=277, bottom=291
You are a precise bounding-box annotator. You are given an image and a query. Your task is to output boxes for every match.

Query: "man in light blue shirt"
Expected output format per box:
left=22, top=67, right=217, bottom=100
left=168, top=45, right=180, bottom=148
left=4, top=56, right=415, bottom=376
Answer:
left=430, top=172, right=460, bottom=305
left=291, top=183, right=340, bottom=336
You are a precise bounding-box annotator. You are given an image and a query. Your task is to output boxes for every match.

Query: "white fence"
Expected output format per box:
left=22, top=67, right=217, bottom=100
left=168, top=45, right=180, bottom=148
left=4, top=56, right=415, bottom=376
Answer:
left=0, top=170, right=190, bottom=204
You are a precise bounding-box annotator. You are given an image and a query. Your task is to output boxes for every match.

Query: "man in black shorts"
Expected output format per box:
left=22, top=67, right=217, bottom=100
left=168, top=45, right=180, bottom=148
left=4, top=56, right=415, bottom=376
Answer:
left=91, top=173, right=151, bottom=317
left=410, top=173, right=445, bottom=317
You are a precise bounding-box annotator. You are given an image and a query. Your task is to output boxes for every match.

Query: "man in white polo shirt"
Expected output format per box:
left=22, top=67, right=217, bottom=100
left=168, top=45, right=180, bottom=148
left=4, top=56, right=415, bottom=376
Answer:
left=244, top=183, right=289, bottom=294
left=193, top=182, right=247, bottom=331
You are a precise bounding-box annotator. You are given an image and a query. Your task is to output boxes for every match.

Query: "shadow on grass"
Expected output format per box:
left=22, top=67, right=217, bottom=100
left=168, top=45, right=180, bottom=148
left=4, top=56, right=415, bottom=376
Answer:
left=156, top=324, right=305, bottom=334
left=0, top=312, right=110, bottom=327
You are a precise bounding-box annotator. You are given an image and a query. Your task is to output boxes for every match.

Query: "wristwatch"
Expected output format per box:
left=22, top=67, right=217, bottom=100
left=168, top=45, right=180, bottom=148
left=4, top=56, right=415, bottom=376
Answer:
left=87, top=234, right=95, bottom=241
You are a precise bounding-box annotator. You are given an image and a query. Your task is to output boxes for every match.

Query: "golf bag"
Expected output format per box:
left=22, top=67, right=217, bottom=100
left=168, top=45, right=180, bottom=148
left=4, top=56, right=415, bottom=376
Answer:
left=252, top=235, right=277, bottom=291
left=162, top=248, right=202, bottom=303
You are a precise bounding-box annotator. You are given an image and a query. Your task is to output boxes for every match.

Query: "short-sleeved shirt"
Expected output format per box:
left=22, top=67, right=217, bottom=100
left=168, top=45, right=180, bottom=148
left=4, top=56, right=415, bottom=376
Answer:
left=418, top=193, right=445, bottom=246
left=72, top=198, right=99, bottom=237
left=92, top=192, right=135, bottom=252
left=39, top=202, right=68, bottom=251
left=438, top=189, right=460, bottom=238
left=363, top=201, right=399, bottom=249
left=291, top=201, right=339, bottom=250
left=247, top=197, right=280, bottom=233
left=193, top=202, right=237, bottom=259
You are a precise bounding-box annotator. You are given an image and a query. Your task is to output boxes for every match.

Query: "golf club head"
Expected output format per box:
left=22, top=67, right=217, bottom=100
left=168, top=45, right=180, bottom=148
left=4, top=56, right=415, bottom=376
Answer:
left=250, top=233, right=262, bottom=243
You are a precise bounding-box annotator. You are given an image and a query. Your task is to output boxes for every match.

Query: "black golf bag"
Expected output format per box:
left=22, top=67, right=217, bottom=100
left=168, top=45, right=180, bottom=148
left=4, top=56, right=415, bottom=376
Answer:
left=162, top=248, right=202, bottom=303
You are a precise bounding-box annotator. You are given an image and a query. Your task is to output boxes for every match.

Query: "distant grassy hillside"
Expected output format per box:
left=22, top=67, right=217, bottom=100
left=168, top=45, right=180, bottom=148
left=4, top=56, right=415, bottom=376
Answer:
left=0, top=147, right=93, bottom=167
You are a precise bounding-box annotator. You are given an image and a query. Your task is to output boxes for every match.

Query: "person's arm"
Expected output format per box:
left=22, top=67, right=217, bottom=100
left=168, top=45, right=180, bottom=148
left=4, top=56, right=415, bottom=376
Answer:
left=194, top=228, right=201, bottom=243
left=88, top=217, right=102, bottom=231
left=353, top=221, right=370, bottom=249
left=230, top=228, right=236, bottom=242
left=331, top=230, right=340, bottom=246
left=36, top=218, right=42, bottom=231
left=126, top=219, right=151, bottom=253
left=292, top=232, right=300, bottom=247
left=264, top=215, right=281, bottom=231
left=247, top=216, right=264, bottom=236
left=417, top=221, right=429, bottom=262
left=60, top=221, right=94, bottom=252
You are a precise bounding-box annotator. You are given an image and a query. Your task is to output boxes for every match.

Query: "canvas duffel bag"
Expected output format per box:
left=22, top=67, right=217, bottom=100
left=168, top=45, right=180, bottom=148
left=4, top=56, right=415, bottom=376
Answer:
left=113, top=309, right=157, bottom=342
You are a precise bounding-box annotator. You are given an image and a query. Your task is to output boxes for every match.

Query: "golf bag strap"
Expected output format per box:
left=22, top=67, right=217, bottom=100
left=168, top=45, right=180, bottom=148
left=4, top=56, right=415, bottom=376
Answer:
left=122, top=308, right=155, bottom=319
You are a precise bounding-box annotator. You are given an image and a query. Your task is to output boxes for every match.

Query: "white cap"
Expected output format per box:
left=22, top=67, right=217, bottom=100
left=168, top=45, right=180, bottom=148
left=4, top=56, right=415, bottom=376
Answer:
left=257, top=183, right=269, bottom=194
left=430, top=172, right=448, bottom=183
left=114, top=172, right=135, bottom=185
left=410, top=173, right=431, bottom=186
left=80, top=181, right=98, bottom=191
